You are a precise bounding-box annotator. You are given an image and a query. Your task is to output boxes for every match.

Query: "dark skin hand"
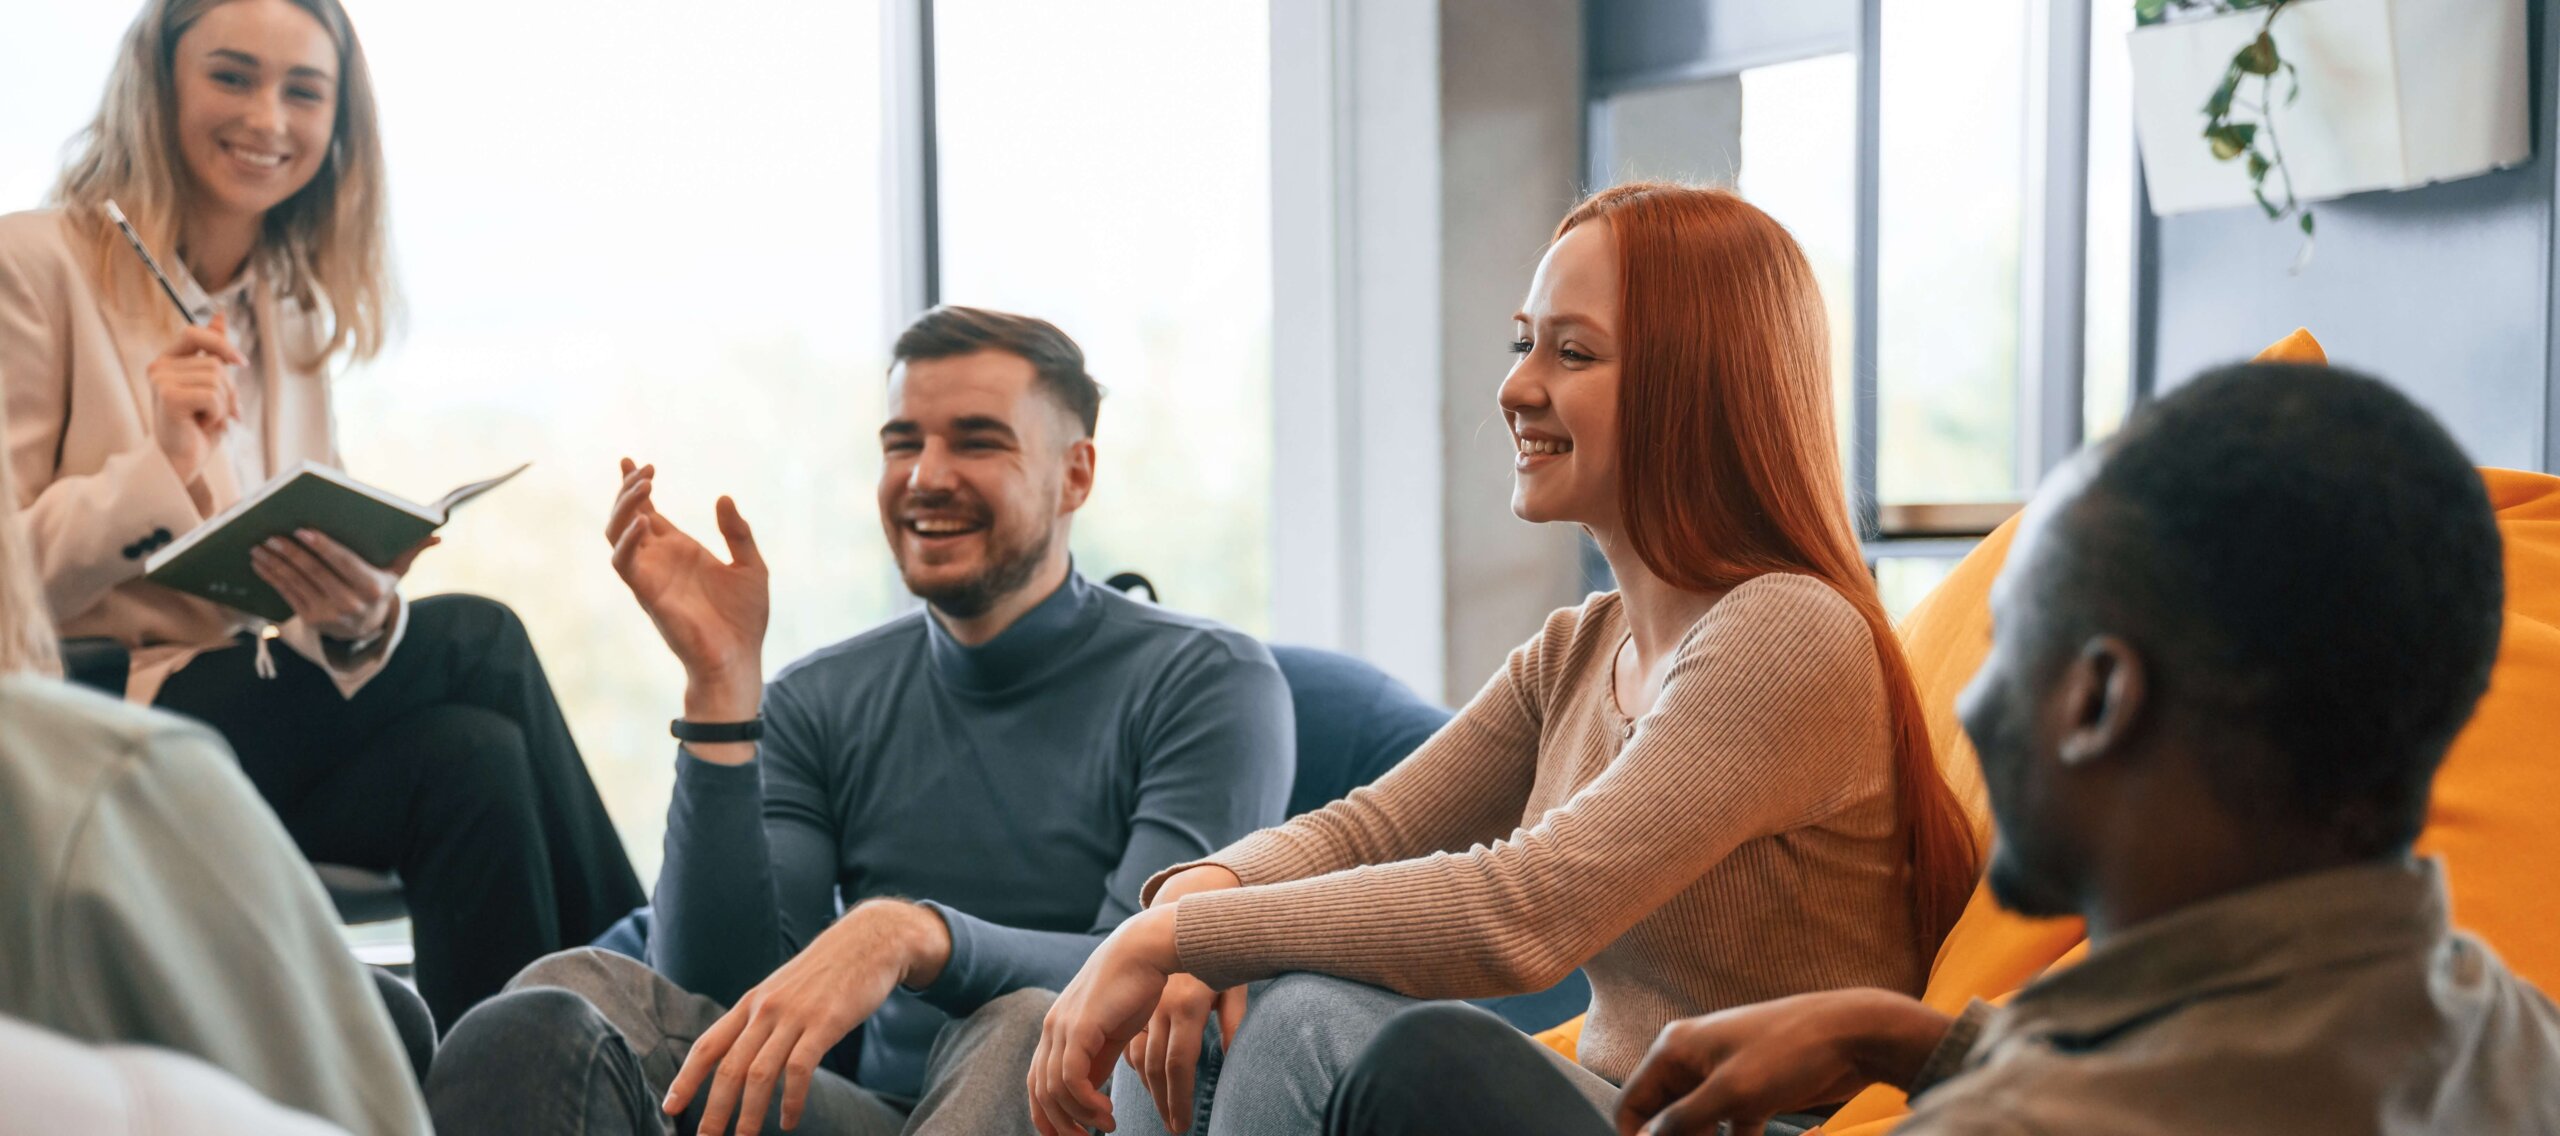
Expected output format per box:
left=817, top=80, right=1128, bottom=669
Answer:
left=1613, top=988, right=1953, bottom=1136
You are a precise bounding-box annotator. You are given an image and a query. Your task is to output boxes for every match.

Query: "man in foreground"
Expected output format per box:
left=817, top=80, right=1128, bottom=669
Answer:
left=428, top=306, right=1294, bottom=1135
left=1327, top=362, right=2560, bottom=1135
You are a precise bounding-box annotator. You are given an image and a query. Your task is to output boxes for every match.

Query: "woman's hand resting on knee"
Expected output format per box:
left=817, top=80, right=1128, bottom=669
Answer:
left=1123, top=975, right=1247, bottom=1134
left=1117, top=864, right=1247, bottom=1133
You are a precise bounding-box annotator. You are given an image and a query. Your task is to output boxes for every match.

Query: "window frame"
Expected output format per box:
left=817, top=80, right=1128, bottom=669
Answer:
left=1586, top=0, right=2127, bottom=561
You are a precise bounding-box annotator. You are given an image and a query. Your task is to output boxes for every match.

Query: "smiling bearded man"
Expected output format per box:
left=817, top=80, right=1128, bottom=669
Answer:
left=423, top=306, right=1296, bottom=1136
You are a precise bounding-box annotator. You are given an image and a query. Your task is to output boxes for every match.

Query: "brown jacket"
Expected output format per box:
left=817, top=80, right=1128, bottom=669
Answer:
left=1904, top=858, right=2560, bottom=1134
left=0, top=207, right=375, bottom=703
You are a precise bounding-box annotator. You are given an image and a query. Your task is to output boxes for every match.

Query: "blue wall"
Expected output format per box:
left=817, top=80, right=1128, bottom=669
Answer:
left=2138, top=0, right=2556, bottom=472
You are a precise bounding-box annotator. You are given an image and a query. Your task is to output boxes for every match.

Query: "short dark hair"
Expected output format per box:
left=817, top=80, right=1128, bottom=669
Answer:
left=892, top=305, right=1103, bottom=438
left=2053, top=363, right=2503, bottom=856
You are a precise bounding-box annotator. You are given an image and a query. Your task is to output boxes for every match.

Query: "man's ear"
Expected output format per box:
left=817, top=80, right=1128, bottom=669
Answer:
left=1059, top=435, right=1096, bottom=514
left=2057, top=635, right=2146, bottom=766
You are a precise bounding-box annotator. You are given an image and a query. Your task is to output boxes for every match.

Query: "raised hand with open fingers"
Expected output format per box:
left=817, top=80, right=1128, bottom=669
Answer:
left=606, top=458, right=771, bottom=726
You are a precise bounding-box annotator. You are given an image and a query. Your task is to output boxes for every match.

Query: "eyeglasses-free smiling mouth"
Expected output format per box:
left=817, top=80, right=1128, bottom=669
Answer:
left=1514, top=430, right=1573, bottom=470
left=903, top=514, right=986, bottom=539
left=216, top=138, right=295, bottom=177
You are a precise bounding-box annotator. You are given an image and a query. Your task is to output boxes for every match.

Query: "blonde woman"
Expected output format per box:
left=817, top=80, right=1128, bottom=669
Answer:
left=0, top=0, right=641, bottom=1028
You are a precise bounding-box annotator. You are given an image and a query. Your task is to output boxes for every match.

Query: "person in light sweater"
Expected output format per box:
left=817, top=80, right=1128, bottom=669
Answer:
left=1026, top=182, right=1984, bottom=1136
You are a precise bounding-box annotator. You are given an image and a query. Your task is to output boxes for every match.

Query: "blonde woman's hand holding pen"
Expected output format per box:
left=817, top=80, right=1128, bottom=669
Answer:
left=147, top=310, right=244, bottom=483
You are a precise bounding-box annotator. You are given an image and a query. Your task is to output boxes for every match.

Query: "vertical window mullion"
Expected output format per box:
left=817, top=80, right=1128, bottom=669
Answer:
left=2020, top=0, right=2092, bottom=485
left=1852, top=0, right=1884, bottom=540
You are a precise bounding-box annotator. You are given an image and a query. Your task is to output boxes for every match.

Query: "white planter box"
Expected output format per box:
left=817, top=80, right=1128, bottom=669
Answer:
left=2129, top=0, right=2529, bottom=216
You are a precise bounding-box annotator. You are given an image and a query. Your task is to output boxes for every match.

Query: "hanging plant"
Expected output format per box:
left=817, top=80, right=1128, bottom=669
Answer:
left=2138, top=0, right=2314, bottom=263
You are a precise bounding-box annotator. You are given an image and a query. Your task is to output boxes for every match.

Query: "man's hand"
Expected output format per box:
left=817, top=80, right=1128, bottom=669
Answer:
left=606, top=458, right=771, bottom=754
left=1614, top=988, right=1953, bottom=1136
left=1029, top=905, right=1182, bottom=1136
left=662, top=900, right=950, bottom=1136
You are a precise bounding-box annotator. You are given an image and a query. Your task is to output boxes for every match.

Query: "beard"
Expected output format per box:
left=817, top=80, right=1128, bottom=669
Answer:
left=900, top=516, right=1056, bottom=620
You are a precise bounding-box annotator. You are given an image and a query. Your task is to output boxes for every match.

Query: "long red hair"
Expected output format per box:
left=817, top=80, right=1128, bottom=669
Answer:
left=1558, top=182, right=1979, bottom=958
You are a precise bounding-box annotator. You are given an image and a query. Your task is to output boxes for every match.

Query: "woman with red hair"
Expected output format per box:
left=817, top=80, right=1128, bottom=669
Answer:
left=1027, top=183, right=1979, bottom=1136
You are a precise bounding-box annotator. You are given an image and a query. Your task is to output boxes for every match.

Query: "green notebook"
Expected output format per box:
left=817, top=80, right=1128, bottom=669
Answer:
left=144, top=461, right=527, bottom=622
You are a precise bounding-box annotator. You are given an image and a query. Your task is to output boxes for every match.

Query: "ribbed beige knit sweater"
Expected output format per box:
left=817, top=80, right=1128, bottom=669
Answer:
left=1152, top=573, right=1923, bottom=1082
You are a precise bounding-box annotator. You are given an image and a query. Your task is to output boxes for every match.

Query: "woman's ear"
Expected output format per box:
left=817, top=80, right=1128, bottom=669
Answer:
left=2057, top=635, right=2146, bottom=766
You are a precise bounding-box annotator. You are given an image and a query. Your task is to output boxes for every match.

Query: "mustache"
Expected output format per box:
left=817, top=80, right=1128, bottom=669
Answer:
left=897, top=490, right=991, bottom=522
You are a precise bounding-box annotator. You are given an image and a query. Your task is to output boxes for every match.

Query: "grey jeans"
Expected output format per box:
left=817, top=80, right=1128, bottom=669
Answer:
left=1108, top=973, right=1617, bottom=1136
left=425, top=947, right=1047, bottom=1135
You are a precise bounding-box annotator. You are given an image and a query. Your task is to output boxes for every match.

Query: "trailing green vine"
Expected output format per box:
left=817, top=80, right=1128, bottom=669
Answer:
left=2139, top=0, right=2314, bottom=262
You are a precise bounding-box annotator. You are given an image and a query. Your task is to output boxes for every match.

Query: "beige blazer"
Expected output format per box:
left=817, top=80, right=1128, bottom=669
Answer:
left=0, top=207, right=382, bottom=703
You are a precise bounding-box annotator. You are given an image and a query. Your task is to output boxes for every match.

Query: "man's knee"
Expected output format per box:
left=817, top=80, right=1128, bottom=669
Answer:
left=429, top=986, right=650, bottom=1130
left=431, top=986, right=607, bottom=1084
left=975, top=987, right=1055, bottom=1034
left=1324, top=1004, right=1518, bottom=1136
left=933, top=987, right=1055, bottom=1071
left=507, top=945, right=653, bottom=1004
left=1360, top=1002, right=1512, bottom=1080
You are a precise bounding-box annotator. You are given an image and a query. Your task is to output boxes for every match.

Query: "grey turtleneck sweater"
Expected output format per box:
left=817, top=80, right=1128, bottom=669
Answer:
left=651, top=571, right=1293, bottom=1101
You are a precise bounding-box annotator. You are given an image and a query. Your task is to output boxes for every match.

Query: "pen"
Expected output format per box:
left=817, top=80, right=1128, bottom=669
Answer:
left=102, top=199, right=202, bottom=327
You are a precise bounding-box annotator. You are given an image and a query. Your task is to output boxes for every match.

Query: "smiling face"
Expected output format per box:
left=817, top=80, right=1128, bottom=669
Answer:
left=877, top=350, right=1094, bottom=618
left=1500, top=220, right=1625, bottom=529
left=171, top=0, right=338, bottom=230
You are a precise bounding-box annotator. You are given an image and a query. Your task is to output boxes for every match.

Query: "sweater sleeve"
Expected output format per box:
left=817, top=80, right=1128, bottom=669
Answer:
left=1170, top=575, right=1888, bottom=997
left=50, top=721, right=431, bottom=1135
left=914, top=631, right=1295, bottom=1016
left=651, top=674, right=843, bottom=1005
left=1140, top=605, right=1580, bottom=903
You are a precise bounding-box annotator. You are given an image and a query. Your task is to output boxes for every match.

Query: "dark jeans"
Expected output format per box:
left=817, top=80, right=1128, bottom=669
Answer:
left=155, top=594, right=644, bottom=1028
left=426, top=948, right=1051, bottom=1135
left=1326, top=1003, right=1820, bottom=1136
left=1325, top=1003, right=1617, bottom=1136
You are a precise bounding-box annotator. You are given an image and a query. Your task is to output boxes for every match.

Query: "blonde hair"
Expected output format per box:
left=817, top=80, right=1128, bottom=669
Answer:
left=0, top=452, right=61, bottom=679
left=51, top=0, right=396, bottom=371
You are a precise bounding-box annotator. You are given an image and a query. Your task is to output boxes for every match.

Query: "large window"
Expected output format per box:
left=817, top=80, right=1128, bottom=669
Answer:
left=4, top=2, right=901, bottom=881
left=1738, top=55, right=1859, bottom=460
left=339, top=0, right=898, bottom=880
left=6, top=1, right=1277, bottom=881
left=931, top=0, right=1272, bottom=633
left=2085, top=0, right=2139, bottom=442
left=1876, top=0, right=2029, bottom=506
left=1586, top=0, right=2135, bottom=619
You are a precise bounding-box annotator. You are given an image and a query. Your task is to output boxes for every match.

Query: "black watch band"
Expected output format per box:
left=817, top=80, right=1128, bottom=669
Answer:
left=670, top=717, right=764, bottom=743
